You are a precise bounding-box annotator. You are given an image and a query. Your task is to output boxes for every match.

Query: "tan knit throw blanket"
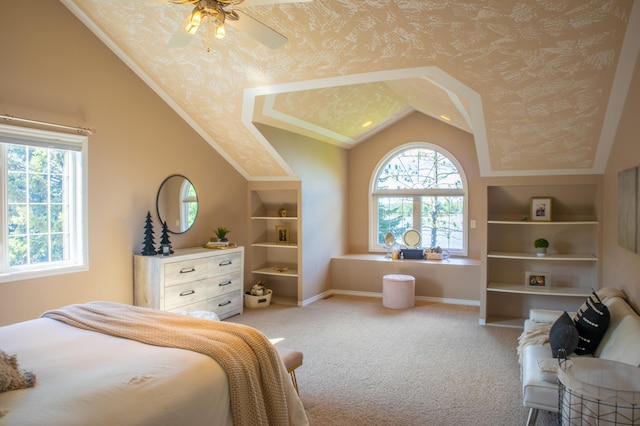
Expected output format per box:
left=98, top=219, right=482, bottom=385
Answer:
left=516, top=323, right=552, bottom=364
left=42, top=302, right=290, bottom=426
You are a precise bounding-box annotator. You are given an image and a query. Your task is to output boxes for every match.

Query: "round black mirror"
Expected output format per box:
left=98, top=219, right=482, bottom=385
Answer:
left=156, top=174, right=198, bottom=234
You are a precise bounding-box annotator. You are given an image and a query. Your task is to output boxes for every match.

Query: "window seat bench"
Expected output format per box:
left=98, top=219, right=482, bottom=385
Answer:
left=330, top=254, right=481, bottom=305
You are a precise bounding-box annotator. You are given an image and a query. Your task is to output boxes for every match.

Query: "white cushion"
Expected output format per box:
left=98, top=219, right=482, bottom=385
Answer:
left=522, top=344, right=559, bottom=412
left=593, top=296, right=638, bottom=358
left=597, top=315, right=640, bottom=366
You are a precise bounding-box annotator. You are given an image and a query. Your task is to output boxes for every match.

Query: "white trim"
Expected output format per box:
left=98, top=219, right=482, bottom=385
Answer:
left=0, top=125, right=89, bottom=283
left=244, top=66, right=486, bottom=154
left=319, top=289, right=480, bottom=307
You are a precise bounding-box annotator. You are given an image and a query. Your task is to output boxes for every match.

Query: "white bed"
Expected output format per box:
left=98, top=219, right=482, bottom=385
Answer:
left=0, top=304, right=308, bottom=426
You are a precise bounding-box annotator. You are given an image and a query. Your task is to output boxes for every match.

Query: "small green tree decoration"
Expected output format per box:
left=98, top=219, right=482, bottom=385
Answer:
left=141, top=211, right=157, bottom=256
left=157, top=221, right=174, bottom=255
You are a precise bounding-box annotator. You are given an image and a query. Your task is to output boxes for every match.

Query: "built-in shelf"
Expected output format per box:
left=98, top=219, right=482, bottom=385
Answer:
left=483, top=315, right=530, bottom=328
left=252, top=267, right=298, bottom=277
left=251, top=216, right=298, bottom=220
left=248, top=183, right=302, bottom=306
left=487, top=252, right=597, bottom=261
left=481, top=182, right=601, bottom=328
left=487, top=282, right=593, bottom=297
left=487, top=220, right=598, bottom=225
left=252, top=242, right=298, bottom=249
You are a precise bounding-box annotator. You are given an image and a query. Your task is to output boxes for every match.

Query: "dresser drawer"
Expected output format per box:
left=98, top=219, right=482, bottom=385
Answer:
left=164, top=278, right=210, bottom=311
left=163, top=258, right=208, bottom=286
left=210, top=291, right=242, bottom=317
left=209, top=270, right=242, bottom=297
left=208, top=252, right=242, bottom=276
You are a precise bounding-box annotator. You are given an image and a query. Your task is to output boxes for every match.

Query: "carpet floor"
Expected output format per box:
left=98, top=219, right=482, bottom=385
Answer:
left=228, top=295, right=560, bottom=426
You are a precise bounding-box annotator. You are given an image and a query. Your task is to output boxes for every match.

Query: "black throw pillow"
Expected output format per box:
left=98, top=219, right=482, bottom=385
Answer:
left=549, top=311, right=579, bottom=358
left=573, top=292, right=610, bottom=355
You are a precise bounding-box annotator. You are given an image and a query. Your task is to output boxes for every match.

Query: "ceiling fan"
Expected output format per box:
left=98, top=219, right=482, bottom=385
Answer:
left=167, top=0, right=311, bottom=50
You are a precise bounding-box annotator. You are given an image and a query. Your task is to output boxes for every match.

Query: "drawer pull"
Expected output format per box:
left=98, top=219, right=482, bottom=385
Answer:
left=179, top=290, right=195, bottom=297
left=218, top=280, right=233, bottom=287
left=218, top=300, right=232, bottom=307
left=179, top=267, right=196, bottom=274
left=218, top=260, right=232, bottom=267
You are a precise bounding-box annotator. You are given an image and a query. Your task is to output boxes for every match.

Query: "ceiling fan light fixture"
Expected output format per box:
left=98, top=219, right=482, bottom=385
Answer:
left=185, top=8, right=202, bottom=35
left=214, top=12, right=226, bottom=39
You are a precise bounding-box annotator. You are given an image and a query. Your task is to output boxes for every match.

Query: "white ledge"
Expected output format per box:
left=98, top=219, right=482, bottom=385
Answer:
left=332, top=254, right=480, bottom=266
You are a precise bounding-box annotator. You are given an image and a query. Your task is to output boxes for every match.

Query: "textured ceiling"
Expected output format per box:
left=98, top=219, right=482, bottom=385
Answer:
left=61, top=0, right=640, bottom=179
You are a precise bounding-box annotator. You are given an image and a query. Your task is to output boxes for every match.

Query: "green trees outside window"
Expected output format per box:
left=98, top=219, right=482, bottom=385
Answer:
left=372, top=144, right=467, bottom=254
left=7, top=145, right=70, bottom=267
left=0, top=124, right=87, bottom=282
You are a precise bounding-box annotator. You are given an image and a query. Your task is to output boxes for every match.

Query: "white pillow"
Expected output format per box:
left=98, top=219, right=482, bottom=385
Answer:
left=536, top=358, right=559, bottom=383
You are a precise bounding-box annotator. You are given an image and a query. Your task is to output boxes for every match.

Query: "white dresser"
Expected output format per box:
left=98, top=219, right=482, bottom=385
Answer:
left=134, top=246, right=244, bottom=320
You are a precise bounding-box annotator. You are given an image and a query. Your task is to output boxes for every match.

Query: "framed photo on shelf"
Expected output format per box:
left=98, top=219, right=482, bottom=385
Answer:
left=275, top=225, right=290, bottom=244
left=530, top=197, right=552, bottom=221
left=525, top=271, right=551, bottom=288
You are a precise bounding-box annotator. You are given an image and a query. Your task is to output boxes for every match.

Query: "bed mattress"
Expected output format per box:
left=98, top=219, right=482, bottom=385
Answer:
left=0, top=317, right=232, bottom=425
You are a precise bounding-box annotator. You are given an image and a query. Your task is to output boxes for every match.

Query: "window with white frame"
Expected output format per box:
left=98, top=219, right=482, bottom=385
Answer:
left=371, top=143, right=467, bottom=255
left=0, top=124, right=88, bottom=283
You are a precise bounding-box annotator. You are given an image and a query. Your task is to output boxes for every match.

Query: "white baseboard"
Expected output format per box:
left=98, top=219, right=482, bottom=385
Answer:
left=302, top=289, right=479, bottom=307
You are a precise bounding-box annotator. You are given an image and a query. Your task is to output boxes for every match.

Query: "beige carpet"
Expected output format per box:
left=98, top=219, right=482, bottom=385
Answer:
left=228, top=295, right=560, bottom=426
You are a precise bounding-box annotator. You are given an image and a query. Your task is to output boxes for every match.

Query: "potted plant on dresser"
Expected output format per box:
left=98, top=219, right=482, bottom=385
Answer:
left=215, top=227, right=230, bottom=242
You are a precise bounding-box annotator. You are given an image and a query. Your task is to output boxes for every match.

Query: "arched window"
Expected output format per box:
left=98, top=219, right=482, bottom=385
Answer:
left=371, top=143, right=467, bottom=255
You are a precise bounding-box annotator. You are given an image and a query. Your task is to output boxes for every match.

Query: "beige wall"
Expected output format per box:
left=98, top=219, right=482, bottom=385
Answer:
left=256, top=124, right=349, bottom=301
left=0, top=1, right=248, bottom=325
left=602, top=53, right=640, bottom=311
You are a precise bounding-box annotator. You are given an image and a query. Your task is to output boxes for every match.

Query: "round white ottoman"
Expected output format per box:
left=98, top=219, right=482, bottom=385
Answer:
left=382, top=274, right=415, bottom=309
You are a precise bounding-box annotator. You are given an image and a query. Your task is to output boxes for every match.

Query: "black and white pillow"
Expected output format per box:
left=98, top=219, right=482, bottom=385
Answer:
left=549, top=311, right=579, bottom=358
left=573, top=292, right=610, bottom=355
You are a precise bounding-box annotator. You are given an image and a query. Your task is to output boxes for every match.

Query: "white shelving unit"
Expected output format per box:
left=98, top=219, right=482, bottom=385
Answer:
left=481, top=183, right=601, bottom=328
left=248, top=183, right=301, bottom=306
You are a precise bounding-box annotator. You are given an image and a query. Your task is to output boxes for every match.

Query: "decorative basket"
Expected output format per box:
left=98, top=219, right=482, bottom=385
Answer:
left=244, top=289, right=272, bottom=308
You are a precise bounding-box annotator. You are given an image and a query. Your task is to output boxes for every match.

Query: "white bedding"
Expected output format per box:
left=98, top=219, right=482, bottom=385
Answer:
left=0, top=317, right=307, bottom=425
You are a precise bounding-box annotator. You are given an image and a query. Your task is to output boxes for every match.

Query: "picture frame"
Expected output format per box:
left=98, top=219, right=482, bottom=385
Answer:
left=530, top=197, right=552, bottom=221
left=275, top=225, right=290, bottom=245
left=525, top=271, right=551, bottom=288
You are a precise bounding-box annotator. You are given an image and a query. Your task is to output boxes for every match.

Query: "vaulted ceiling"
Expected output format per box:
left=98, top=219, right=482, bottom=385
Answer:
left=61, top=0, right=640, bottom=180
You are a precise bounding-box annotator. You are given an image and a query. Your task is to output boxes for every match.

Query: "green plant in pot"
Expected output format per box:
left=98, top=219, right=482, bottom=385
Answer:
left=534, top=238, right=549, bottom=256
left=215, top=227, right=230, bottom=242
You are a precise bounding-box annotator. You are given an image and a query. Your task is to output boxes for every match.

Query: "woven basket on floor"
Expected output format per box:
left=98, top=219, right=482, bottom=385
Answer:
left=244, top=289, right=272, bottom=308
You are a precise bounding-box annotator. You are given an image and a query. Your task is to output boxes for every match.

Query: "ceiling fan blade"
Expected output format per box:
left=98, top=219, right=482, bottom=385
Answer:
left=230, top=10, right=287, bottom=49
left=92, top=0, right=167, bottom=3
left=168, top=13, right=195, bottom=48
left=242, top=0, right=312, bottom=5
